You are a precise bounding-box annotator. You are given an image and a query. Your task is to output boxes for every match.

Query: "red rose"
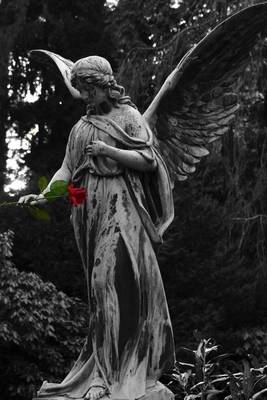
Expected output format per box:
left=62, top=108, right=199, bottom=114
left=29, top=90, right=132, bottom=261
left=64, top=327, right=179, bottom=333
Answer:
left=67, top=184, right=87, bottom=206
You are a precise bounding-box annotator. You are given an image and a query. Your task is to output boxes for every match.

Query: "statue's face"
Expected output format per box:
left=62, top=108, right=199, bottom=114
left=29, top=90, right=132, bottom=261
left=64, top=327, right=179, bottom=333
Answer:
left=76, top=79, right=107, bottom=106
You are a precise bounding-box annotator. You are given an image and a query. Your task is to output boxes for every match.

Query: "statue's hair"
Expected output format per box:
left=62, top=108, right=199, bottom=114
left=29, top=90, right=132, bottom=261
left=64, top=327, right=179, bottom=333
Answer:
left=71, top=56, right=136, bottom=110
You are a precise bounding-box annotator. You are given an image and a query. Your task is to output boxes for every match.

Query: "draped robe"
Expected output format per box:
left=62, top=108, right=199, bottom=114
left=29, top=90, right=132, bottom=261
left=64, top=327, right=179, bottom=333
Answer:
left=35, top=112, right=175, bottom=400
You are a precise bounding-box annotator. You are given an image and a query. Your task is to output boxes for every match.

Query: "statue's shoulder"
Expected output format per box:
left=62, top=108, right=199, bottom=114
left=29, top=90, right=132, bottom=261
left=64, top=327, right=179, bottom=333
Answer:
left=71, top=116, right=89, bottom=132
left=119, top=104, right=141, bottom=118
left=67, top=118, right=87, bottom=145
left=109, top=104, right=143, bottom=131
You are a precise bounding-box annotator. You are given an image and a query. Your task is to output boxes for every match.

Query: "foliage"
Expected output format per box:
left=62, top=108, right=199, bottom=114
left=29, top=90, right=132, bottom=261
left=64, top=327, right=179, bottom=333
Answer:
left=0, top=0, right=30, bottom=193
left=0, top=189, right=85, bottom=299
left=4, top=0, right=116, bottom=185
left=162, top=338, right=267, bottom=400
left=0, top=230, right=87, bottom=399
left=108, top=0, right=261, bottom=111
left=0, top=179, right=81, bottom=221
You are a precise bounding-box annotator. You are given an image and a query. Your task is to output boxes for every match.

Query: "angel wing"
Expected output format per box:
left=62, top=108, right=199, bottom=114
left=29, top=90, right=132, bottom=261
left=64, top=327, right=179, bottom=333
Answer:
left=143, top=3, right=267, bottom=182
left=30, top=49, right=82, bottom=99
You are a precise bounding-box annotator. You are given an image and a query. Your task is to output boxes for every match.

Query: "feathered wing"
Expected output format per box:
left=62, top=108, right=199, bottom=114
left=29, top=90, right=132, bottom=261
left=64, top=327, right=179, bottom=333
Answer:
left=30, top=49, right=81, bottom=99
left=143, top=3, right=267, bottom=182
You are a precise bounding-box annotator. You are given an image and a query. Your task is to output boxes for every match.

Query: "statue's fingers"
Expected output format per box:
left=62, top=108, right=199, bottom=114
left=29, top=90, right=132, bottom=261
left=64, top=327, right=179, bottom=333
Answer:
left=17, top=196, right=29, bottom=204
left=20, top=195, right=36, bottom=205
left=27, top=195, right=36, bottom=202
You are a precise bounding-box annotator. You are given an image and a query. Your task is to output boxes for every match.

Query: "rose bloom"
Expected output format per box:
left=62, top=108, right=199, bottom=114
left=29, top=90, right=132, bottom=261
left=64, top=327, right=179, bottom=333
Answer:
left=67, top=184, right=87, bottom=206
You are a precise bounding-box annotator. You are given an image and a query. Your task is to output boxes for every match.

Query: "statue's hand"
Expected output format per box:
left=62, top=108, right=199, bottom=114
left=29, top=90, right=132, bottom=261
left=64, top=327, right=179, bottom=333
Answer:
left=85, top=140, right=110, bottom=157
left=17, top=193, right=47, bottom=206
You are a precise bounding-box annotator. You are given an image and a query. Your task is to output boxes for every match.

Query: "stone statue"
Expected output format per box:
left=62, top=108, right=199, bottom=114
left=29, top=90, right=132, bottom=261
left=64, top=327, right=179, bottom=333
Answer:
left=18, top=4, right=267, bottom=400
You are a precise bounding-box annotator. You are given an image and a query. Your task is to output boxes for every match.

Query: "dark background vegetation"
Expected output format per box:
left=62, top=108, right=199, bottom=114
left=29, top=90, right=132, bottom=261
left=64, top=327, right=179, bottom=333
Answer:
left=0, top=0, right=267, bottom=399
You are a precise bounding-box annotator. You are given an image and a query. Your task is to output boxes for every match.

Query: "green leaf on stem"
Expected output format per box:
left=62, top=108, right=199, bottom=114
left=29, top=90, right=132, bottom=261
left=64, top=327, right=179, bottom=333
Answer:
left=229, top=373, right=241, bottom=400
left=43, top=180, right=68, bottom=201
left=38, top=176, right=48, bottom=192
left=44, top=192, right=60, bottom=201
left=27, top=206, right=51, bottom=222
left=50, top=180, right=68, bottom=196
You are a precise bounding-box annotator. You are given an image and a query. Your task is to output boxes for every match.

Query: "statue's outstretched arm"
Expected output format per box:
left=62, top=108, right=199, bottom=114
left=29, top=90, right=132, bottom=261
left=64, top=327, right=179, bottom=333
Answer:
left=41, top=163, right=71, bottom=196
left=18, top=136, right=72, bottom=205
left=17, top=161, right=72, bottom=206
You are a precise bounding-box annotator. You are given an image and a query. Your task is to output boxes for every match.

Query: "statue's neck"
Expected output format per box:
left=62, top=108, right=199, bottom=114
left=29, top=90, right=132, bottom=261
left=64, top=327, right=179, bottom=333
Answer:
left=87, top=100, right=113, bottom=116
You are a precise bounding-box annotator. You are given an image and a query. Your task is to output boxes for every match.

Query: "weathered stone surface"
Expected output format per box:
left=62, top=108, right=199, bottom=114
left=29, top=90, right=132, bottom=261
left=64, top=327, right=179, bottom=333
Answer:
left=31, top=55, right=175, bottom=400
left=33, top=381, right=174, bottom=400
left=139, top=382, right=174, bottom=400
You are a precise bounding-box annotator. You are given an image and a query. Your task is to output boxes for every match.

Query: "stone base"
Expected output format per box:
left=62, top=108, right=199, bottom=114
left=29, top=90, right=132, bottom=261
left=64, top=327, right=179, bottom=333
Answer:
left=139, top=382, right=174, bottom=400
left=33, top=381, right=174, bottom=400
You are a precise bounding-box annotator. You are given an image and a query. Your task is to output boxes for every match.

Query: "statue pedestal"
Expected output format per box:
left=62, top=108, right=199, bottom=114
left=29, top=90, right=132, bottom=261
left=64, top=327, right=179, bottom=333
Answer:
left=139, top=382, right=174, bottom=400
left=33, top=381, right=174, bottom=400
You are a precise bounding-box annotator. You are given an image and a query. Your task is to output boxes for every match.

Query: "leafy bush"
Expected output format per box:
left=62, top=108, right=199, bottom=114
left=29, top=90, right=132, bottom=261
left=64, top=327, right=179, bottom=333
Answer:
left=162, top=338, right=267, bottom=400
left=0, top=230, right=87, bottom=400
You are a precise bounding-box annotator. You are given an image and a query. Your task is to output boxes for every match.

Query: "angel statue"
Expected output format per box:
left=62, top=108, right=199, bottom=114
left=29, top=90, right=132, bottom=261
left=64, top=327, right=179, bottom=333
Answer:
left=18, top=4, right=267, bottom=400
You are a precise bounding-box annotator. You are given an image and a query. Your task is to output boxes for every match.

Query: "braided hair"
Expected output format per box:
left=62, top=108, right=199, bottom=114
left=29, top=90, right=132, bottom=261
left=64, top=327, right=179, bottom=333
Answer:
left=71, top=56, right=136, bottom=112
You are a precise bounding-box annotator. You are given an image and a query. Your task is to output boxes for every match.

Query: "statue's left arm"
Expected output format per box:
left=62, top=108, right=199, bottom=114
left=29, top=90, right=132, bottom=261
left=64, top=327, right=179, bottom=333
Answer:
left=86, top=108, right=157, bottom=172
left=100, top=145, right=157, bottom=171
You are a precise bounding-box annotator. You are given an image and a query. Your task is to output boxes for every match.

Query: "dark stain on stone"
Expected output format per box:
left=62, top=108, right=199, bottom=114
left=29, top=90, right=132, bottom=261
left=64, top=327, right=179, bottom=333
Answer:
left=122, top=190, right=128, bottom=211
left=92, top=195, right=97, bottom=209
left=108, top=193, right=118, bottom=220
left=106, top=225, right=112, bottom=235
left=95, top=258, right=101, bottom=267
left=100, top=228, right=106, bottom=238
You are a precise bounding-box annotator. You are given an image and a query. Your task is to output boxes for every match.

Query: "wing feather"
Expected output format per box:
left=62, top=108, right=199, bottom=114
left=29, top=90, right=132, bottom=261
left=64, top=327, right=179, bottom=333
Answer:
left=143, top=4, right=267, bottom=182
left=30, top=49, right=81, bottom=99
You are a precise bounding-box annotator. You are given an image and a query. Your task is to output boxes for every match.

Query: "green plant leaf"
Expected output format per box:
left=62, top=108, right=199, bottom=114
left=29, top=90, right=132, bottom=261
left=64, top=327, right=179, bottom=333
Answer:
left=205, top=345, right=219, bottom=355
left=44, top=192, right=61, bottom=201
left=229, top=373, right=241, bottom=400
left=210, top=353, right=232, bottom=364
left=181, top=347, right=196, bottom=356
left=184, top=394, right=202, bottom=400
left=38, top=176, right=48, bottom=192
left=253, top=376, right=267, bottom=391
left=210, top=375, right=229, bottom=384
left=242, top=360, right=253, bottom=398
left=27, top=206, right=51, bottom=222
left=190, top=381, right=205, bottom=391
left=252, top=388, right=267, bottom=399
left=50, top=180, right=68, bottom=196
left=206, top=389, right=224, bottom=399
left=178, top=361, right=195, bottom=369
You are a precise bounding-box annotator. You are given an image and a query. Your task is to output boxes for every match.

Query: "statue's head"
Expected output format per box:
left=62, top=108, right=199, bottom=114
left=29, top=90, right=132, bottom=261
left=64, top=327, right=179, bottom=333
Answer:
left=71, top=56, right=125, bottom=108
left=71, top=56, right=114, bottom=88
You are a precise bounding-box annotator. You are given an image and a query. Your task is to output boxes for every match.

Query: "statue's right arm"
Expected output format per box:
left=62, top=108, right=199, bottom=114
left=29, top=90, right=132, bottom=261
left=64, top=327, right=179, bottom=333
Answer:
left=17, top=152, right=72, bottom=206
